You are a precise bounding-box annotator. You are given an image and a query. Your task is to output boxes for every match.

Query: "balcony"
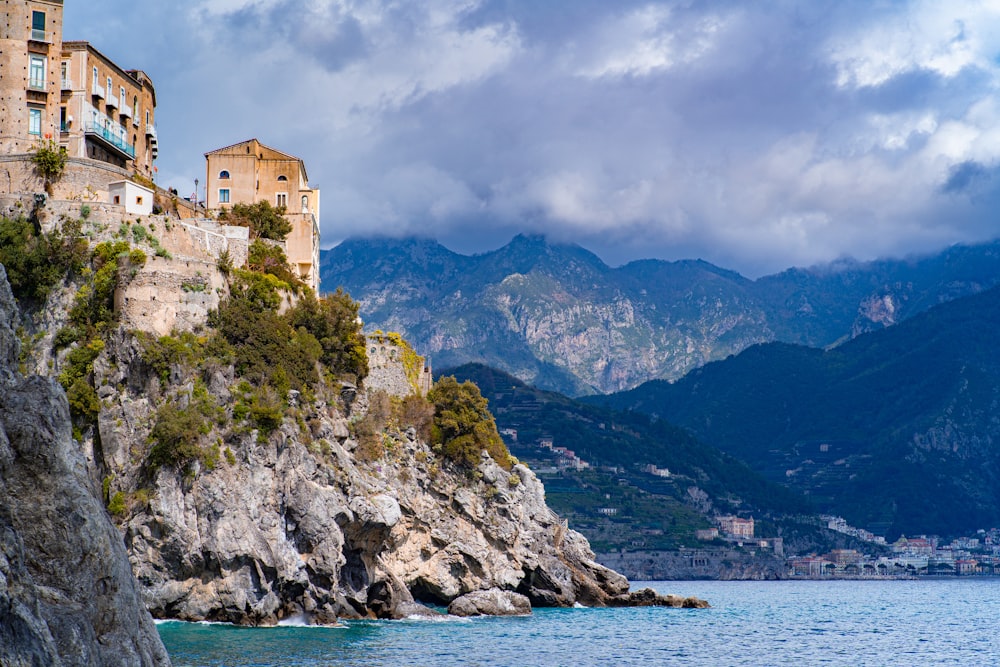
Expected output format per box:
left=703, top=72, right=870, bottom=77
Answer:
left=145, top=123, right=157, bottom=140
left=28, top=76, right=46, bottom=92
left=120, top=105, right=132, bottom=120
left=107, top=94, right=119, bottom=110
left=30, top=28, right=48, bottom=43
left=61, top=78, right=72, bottom=91
left=84, top=121, right=136, bottom=160
left=91, top=83, right=105, bottom=99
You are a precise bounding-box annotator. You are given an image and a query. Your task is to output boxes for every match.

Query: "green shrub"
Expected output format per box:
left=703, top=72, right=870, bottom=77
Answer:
left=0, top=216, right=88, bottom=304
left=30, top=138, right=67, bottom=183
left=80, top=204, right=91, bottom=219
left=107, top=491, right=126, bottom=516
left=147, top=384, right=224, bottom=471
left=218, top=200, right=292, bottom=241
left=129, top=248, right=147, bottom=265
left=427, top=377, right=513, bottom=470
left=286, top=289, right=368, bottom=382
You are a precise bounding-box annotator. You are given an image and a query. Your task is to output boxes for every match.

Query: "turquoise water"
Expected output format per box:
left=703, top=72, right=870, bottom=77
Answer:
left=159, top=580, right=1000, bottom=666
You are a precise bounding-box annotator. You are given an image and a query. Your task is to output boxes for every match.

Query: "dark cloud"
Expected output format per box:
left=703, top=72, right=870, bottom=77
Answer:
left=64, top=1, right=1000, bottom=276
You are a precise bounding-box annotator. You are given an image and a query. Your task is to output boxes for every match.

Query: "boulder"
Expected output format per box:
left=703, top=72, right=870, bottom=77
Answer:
left=448, top=589, right=532, bottom=617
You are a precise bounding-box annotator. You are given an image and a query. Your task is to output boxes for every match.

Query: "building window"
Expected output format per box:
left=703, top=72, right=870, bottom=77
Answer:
left=145, top=110, right=150, bottom=126
left=60, top=61, right=68, bottom=88
left=29, top=56, right=46, bottom=90
left=28, top=108, right=42, bottom=135
left=93, top=66, right=99, bottom=90
left=301, top=195, right=309, bottom=211
left=31, top=11, right=45, bottom=41
left=277, top=175, right=288, bottom=182
left=276, top=193, right=287, bottom=208
left=133, top=96, right=138, bottom=119
left=136, top=196, right=144, bottom=206
left=219, top=188, right=230, bottom=204
left=219, top=170, right=230, bottom=179
left=113, top=195, right=121, bottom=205
left=120, top=86, right=126, bottom=107
left=107, top=76, right=113, bottom=98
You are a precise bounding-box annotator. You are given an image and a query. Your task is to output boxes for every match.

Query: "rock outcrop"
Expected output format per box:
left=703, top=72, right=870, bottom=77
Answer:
left=87, top=320, right=705, bottom=624
left=0, top=265, right=170, bottom=666
left=448, top=588, right=531, bottom=617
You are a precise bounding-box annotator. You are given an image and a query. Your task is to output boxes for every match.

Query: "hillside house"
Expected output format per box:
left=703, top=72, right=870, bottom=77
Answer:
left=204, top=139, right=320, bottom=292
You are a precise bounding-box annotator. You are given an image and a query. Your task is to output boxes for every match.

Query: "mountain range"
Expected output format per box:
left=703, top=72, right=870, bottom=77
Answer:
left=588, top=284, right=1000, bottom=539
left=321, top=234, right=1000, bottom=395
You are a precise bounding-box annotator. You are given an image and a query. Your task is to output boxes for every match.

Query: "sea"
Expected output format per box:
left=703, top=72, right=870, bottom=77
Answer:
left=158, top=579, right=1000, bottom=666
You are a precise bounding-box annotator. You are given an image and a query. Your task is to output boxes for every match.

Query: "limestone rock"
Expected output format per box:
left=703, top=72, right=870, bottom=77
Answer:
left=448, top=588, right=531, bottom=617
left=0, top=265, right=170, bottom=666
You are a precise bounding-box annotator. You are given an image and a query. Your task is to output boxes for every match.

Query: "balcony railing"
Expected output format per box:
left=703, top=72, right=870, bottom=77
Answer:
left=120, top=106, right=132, bottom=120
left=84, top=121, right=136, bottom=159
left=91, top=83, right=105, bottom=99
left=107, top=94, right=119, bottom=110
left=28, top=76, right=46, bottom=91
left=61, top=78, right=72, bottom=90
left=30, top=28, right=47, bottom=42
left=146, top=123, right=157, bottom=140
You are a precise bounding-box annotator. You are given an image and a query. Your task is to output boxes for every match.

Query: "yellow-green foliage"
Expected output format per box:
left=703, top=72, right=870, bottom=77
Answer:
left=384, top=332, right=425, bottom=392
left=427, top=376, right=513, bottom=470
left=107, top=491, right=126, bottom=516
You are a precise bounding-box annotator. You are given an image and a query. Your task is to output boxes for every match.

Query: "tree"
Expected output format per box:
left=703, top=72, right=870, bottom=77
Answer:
left=427, top=376, right=512, bottom=469
left=218, top=201, right=292, bottom=241
left=286, top=288, right=368, bottom=382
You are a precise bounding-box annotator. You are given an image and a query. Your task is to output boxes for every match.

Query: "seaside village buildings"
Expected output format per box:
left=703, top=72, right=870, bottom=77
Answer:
left=0, top=0, right=320, bottom=291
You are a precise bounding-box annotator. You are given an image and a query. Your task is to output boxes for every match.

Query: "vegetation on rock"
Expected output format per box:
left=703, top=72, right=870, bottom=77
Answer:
left=427, top=376, right=513, bottom=469
left=0, top=216, right=87, bottom=304
left=218, top=201, right=292, bottom=241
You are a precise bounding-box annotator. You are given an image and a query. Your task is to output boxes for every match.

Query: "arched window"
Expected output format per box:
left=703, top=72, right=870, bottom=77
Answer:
left=219, top=170, right=230, bottom=179
left=277, top=175, right=288, bottom=182
left=301, top=195, right=308, bottom=211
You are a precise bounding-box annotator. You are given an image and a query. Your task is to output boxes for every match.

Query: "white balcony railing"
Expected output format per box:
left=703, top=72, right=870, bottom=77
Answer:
left=121, top=106, right=132, bottom=120
left=91, top=83, right=105, bottom=99
left=61, top=78, right=72, bottom=90
left=107, top=94, right=119, bottom=110
left=30, top=28, right=47, bottom=42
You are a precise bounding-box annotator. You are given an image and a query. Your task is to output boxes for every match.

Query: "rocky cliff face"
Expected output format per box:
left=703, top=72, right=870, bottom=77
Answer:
left=0, top=265, right=170, bottom=667
left=93, top=330, right=650, bottom=624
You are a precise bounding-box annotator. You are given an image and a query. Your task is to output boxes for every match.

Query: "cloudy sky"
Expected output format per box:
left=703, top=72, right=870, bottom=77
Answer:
left=66, top=1, right=1000, bottom=276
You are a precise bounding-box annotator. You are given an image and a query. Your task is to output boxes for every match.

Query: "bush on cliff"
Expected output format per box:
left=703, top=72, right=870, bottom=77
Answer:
left=428, top=376, right=513, bottom=470
left=147, top=382, right=225, bottom=471
left=218, top=201, right=292, bottom=241
left=0, top=215, right=88, bottom=304
left=247, top=240, right=300, bottom=289
left=286, top=289, right=368, bottom=383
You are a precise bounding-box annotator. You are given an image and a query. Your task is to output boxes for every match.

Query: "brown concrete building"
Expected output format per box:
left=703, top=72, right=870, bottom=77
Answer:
left=0, top=0, right=65, bottom=152
left=205, top=139, right=321, bottom=292
left=0, top=1, right=156, bottom=177
left=61, top=41, right=157, bottom=177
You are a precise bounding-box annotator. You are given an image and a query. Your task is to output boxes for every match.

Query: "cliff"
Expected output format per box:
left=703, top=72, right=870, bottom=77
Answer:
left=96, top=334, right=670, bottom=624
left=0, top=265, right=170, bottom=666
left=2, top=206, right=704, bottom=629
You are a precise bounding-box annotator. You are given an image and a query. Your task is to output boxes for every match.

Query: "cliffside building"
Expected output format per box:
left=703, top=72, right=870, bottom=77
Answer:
left=0, top=1, right=157, bottom=177
left=204, top=139, right=320, bottom=292
left=61, top=41, right=157, bottom=177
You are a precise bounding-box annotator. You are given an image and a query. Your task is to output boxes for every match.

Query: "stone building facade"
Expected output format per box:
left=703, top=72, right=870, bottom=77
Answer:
left=0, top=0, right=65, bottom=152
left=61, top=41, right=157, bottom=177
left=0, top=1, right=157, bottom=179
left=204, top=139, right=320, bottom=292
